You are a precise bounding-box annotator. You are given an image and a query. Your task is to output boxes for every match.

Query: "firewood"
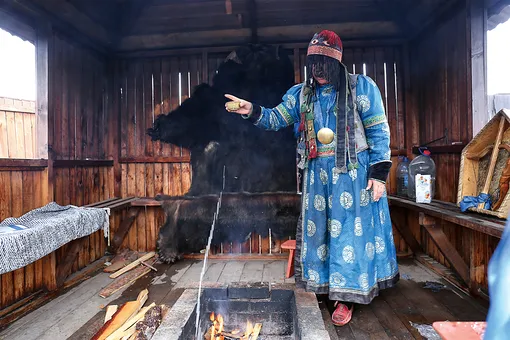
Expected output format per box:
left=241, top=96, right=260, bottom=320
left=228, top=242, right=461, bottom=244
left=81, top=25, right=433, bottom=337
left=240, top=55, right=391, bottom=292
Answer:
left=127, top=331, right=140, bottom=340
left=92, top=290, right=148, bottom=340
left=104, top=260, right=131, bottom=273
left=105, top=302, right=155, bottom=340
left=100, top=260, right=155, bottom=298
left=251, top=323, right=262, bottom=340
left=110, top=252, right=156, bottom=279
left=140, top=261, right=157, bottom=272
left=132, top=305, right=164, bottom=339
left=104, top=305, right=118, bottom=324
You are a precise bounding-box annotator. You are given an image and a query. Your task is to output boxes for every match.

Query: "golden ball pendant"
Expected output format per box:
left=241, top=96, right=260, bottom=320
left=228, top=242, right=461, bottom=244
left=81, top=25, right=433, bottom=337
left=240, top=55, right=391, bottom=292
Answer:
left=317, top=128, right=335, bottom=144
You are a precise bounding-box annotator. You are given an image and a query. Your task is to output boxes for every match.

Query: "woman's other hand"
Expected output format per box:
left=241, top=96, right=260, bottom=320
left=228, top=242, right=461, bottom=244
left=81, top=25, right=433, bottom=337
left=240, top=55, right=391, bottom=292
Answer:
left=224, top=94, right=253, bottom=115
left=367, top=180, right=386, bottom=202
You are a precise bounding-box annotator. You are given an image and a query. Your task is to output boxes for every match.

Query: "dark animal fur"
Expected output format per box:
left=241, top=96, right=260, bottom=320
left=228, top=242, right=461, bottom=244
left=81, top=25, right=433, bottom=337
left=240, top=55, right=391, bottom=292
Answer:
left=147, top=44, right=301, bottom=262
left=147, top=44, right=297, bottom=195
left=156, top=193, right=301, bottom=263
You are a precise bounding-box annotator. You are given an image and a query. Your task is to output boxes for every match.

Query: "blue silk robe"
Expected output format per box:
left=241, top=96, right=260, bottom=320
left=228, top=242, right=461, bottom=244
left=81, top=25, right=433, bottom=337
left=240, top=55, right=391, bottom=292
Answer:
left=247, top=74, right=399, bottom=304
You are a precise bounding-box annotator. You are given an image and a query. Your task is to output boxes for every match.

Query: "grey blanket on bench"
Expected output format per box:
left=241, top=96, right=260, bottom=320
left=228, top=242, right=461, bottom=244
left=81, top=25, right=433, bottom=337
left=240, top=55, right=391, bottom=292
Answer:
left=0, top=202, right=110, bottom=275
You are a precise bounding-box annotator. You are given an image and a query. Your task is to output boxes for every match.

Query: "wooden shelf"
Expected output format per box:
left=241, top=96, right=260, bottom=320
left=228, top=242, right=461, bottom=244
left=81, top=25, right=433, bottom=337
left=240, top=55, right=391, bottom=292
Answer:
left=0, top=159, right=48, bottom=171
left=52, top=159, right=114, bottom=168
left=119, top=156, right=191, bottom=163
left=412, top=145, right=466, bottom=155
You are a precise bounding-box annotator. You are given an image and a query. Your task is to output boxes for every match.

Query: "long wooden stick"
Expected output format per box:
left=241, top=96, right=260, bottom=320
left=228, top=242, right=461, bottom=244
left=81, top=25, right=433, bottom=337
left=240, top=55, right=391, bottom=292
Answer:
left=109, top=252, right=155, bottom=279
left=478, top=116, right=506, bottom=209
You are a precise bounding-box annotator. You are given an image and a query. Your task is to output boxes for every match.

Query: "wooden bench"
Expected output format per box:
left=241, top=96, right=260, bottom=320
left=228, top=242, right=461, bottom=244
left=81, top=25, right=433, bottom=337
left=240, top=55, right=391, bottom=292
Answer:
left=281, top=240, right=296, bottom=278
left=55, top=197, right=138, bottom=287
left=388, top=195, right=505, bottom=296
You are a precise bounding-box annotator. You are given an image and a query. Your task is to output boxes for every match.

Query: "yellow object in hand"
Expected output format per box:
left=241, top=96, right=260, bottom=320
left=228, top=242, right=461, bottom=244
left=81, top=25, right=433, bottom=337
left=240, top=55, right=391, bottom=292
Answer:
left=226, top=101, right=241, bottom=111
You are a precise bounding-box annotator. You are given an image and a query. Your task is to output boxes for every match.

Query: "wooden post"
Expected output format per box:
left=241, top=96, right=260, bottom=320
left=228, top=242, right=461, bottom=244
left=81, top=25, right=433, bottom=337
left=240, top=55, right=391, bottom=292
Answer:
left=419, top=213, right=470, bottom=285
left=35, top=22, right=50, bottom=161
left=469, top=0, right=488, bottom=136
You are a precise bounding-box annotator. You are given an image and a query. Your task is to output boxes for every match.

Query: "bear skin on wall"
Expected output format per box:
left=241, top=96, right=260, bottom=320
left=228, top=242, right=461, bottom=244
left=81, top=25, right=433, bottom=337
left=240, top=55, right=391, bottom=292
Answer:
left=147, top=44, right=301, bottom=263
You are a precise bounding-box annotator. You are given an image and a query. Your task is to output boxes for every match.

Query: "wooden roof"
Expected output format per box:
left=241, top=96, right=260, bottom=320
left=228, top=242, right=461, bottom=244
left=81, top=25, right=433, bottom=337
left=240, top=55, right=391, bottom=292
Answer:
left=0, top=0, right=477, bottom=53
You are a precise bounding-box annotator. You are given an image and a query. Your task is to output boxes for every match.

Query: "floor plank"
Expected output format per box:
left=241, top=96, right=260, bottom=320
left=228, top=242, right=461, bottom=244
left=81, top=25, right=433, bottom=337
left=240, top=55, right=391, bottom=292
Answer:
left=217, top=261, right=246, bottom=283
left=239, top=261, right=265, bottom=282
left=262, top=260, right=286, bottom=283
left=429, top=285, right=487, bottom=321
left=1, top=273, right=125, bottom=340
left=370, top=297, right=414, bottom=340
left=318, top=297, right=340, bottom=340
left=379, top=286, right=429, bottom=339
left=397, top=279, right=456, bottom=323
left=348, top=304, right=391, bottom=340
left=202, top=261, right=227, bottom=282
left=174, top=261, right=205, bottom=288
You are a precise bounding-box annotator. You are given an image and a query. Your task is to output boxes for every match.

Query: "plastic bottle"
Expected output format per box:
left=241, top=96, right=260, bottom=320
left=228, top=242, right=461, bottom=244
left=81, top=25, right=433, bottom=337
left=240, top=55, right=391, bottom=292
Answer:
left=408, top=149, right=436, bottom=200
left=396, top=156, right=409, bottom=197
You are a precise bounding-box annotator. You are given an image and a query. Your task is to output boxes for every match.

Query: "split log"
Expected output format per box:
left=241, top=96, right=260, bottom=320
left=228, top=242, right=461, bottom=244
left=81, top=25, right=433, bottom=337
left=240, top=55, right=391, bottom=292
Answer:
left=105, top=302, right=156, bottom=340
left=109, top=252, right=156, bottom=279
left=105, top=305, right=118, bottom=324
left=100, top=260, right=155, bottom=298
left=92, top=290, right=148, bottom=340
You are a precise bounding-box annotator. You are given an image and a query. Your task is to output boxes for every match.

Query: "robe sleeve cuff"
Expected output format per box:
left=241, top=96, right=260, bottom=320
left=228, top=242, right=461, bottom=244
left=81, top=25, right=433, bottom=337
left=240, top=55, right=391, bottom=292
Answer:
left=242, top=105, right=261, bottom=123
left=368, top=161, right=392, bottom=183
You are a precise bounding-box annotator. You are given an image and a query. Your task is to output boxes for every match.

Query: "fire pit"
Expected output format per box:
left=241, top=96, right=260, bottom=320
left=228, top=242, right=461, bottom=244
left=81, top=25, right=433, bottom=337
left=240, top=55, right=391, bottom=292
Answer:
left=151, top=282, right=332, bottom=340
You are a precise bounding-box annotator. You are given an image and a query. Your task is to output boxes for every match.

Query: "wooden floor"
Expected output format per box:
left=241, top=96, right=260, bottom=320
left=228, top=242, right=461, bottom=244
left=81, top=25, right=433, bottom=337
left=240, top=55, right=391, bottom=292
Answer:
left=0, top=258, right=487, bottom=340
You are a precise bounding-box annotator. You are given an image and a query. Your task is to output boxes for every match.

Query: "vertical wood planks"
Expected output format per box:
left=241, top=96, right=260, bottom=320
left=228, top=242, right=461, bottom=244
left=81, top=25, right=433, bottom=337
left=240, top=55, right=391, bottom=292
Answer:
left=0, top=97, right=37, bottom=159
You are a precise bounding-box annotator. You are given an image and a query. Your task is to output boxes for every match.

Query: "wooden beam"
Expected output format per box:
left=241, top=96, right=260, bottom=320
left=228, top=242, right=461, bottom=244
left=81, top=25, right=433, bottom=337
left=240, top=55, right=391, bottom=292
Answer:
left=0, top=8, right=36, bottom=42
left=110, top=208, right=141, bottom=253
left=488, top=0, right=510, bottom=16
left=419, top=213, right=470, bottom=285
left=411, top=145, right=466, bottom=154
left=131, top=198, right=162, bottom=207
left=35, top=22, right=49, bottom=161
left=52, top=159, right=114, bottom=168
left=247, top=0, right=257, bottom=43
left=390, top=208, right=423, bottom=255
left=373, top=0, right=416, bottom=37
left=117, top=0, right=153, bottom=41
left=469, top=0, right=488, bottom=136
left=408, top=0, right=464, bottom=42
left=0, top=159, right=48, bottom=171
left=55, top=237, right=86, bottom=287
left=29, top=0, right=114, bottom=47
left=118, top=156, right=191, bottom=163
left=3, top=0, right=108, bottom=54
left=115, top=37, right=405, bottom=58
left=183, top=253, right=288, bottom=260
left=117, top=21, right=400, bottom=51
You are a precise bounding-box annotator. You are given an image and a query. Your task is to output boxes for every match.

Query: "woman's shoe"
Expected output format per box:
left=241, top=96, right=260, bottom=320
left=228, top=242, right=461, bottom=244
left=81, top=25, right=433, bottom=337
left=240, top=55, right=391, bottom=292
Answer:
left=332, top=301, right=354, bottom=326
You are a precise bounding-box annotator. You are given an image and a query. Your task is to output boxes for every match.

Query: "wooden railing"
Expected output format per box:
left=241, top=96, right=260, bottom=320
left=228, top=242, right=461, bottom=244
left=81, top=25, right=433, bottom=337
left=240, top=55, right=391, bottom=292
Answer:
left=0, top=97, right=36, bottom=159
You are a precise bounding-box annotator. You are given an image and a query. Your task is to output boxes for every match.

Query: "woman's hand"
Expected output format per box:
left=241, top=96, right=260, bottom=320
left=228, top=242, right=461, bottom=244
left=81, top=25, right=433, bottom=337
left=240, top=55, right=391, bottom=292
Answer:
left=367, top=179, right=386, bottom=202
left=224, top=94, right=253, bottom=115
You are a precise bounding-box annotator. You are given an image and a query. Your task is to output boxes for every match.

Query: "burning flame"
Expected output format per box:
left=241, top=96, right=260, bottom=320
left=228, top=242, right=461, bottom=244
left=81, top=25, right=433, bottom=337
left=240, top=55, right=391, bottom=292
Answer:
left=207, top=313, right=261, bottom=340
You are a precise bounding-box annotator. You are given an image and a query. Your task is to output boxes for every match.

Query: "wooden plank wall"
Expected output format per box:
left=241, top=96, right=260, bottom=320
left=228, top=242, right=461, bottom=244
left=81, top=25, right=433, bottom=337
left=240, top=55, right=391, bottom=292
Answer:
left=0, top=97, right=36, bottom=159
left=49, top=32, right=115, bottom=275
left=396, top=5, right=499, bottom=291
left=0, top=168, right=50, bottom=309
left=0, top=30, right=115, bottom=310
left=113, top=45, right=406, bottom=254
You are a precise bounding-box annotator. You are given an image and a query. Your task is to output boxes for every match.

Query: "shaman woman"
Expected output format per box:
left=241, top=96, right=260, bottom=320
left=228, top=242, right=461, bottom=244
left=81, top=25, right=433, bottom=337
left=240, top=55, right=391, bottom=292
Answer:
left=225, top=30, right=399, bottom=326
